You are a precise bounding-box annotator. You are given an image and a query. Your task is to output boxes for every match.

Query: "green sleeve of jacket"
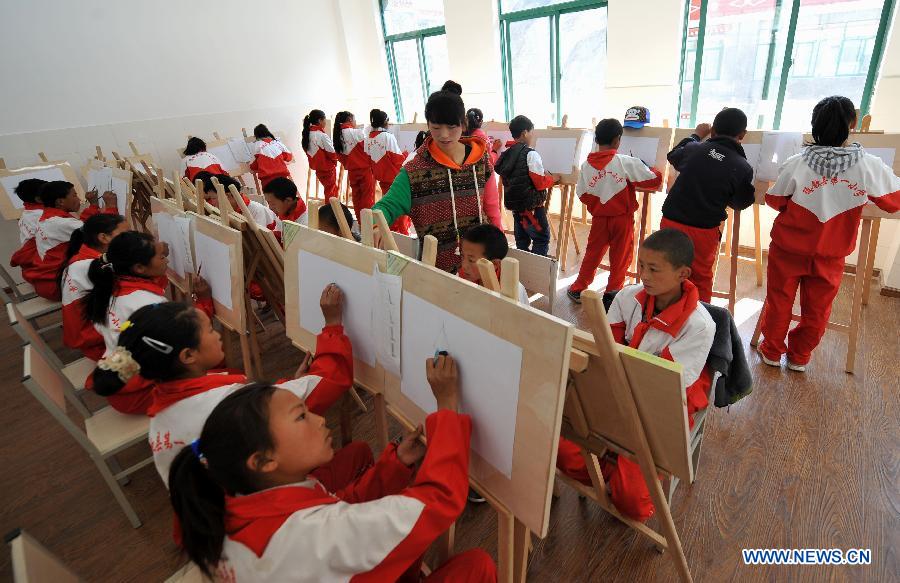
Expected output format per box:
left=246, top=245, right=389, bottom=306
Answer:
left=372, top=168, right=412, bottom=224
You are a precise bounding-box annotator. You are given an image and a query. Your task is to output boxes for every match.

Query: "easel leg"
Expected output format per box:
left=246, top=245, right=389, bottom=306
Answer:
left=497, top=511, right=515, bottom=583
left=753, top=203, right=763, bottom=286
left=729, top=211, right=741, bottom=314
left=434, top=523, right=456, bottom=568
left=862, top=218, right=880, bottom=306
left=846, top=218, right=872, bottom=374
left=246, top=298, right=264, bottom=378
left=723, top=209, right=733, bottom=260
left=512, top=518, right=530, bottom=583
left=373, top=392, right=389, bottom=451
left=238, top=330, right=255, bottom=378
left=569, top=212, right=581, bottom=255
left=558, top=186, right=573, bottom=271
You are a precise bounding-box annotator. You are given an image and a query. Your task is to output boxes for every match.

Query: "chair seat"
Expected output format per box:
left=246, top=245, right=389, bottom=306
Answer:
left=85, top=406, right=150, bottom=455
left=165, top=562, right=207, bottom=583
left=62, top=357, right=95, bottom=389
left=16, top=296, right=62, bottom=319
left=15, top=281, right=36, bottom=299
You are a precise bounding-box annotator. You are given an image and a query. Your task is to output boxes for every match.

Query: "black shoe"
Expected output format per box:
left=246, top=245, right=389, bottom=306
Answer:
left=567, top=288, right=582, bottom=303
left=467, top=487, right=486, bottom=504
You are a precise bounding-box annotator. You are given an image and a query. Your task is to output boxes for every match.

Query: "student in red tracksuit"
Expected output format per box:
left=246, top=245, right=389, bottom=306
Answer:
left=166, top=351, right=494, bottom=582
left=9, top=178, right=46, bottom=274
left=263, top=177, right=308, bottom=244
left=180, top=137, right=229, bottom=181
left=758, top=96, right=900, bottom=371
left=364, top=108, right=413, bottom=235
left=250, top=123, right=293, bottom=189
left=334, top=111, right=376, bottom=223
left=558, top=229, right=715, bottom=522
left=302, top=109, right=339, bottom=199
left=466, top=108, right=504, bottom=229
left=567, top=119, right=663, bottom=303
left=84, top=231, right=213, bottom=414
left=194, top=172, right=277, bottom=229
left=27, top=181, right=114, bottom=300
left=59, top=213, right=128, bottom=361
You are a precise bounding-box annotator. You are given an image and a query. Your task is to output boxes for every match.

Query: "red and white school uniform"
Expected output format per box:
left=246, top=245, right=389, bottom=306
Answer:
left=570, top=151, right=663, bottom=293
left=181, top=152, right=229, bottom=181
left=270, top=200, right=308, bottom=246
left=338, top=124, right=376, bottom=224
left=210, top=410, right=494, bottom=583
left=25, top=205, right=101, bottom=300
left=305, top=125, right=339, bottom=199
left=759, top=147, right=900, bottom=365
left=250, top=138, right=293, bottom=189
left=238, top=195, right=277, bottom=230
left=557, top=280, right=714, bottom=521
left=9, top=202, right=43, bottom=272
left=365, top=128, right=412, bottom=235
left=61, top=245, right=104, bottom=361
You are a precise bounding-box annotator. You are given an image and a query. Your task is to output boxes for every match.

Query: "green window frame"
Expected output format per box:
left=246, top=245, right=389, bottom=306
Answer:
left=379, top=1, right=446, bottom=123
left=676, top=0, right=896, bottom=129
left=499, top=0, right=608, bottom=123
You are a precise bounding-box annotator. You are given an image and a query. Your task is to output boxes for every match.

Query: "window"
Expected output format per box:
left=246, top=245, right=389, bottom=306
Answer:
left=500, top=1, right=608, bottom=127
left=380, top=0, right=449, bottom=122
left=678, top=0, right=894, bottom=130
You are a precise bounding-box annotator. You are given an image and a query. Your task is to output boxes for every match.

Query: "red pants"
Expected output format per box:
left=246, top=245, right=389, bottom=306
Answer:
left=316, top=168, right=338, bottom=199
left=310, top=440, right=373, bottom=492
left=556, top=437, right=655, bottom=522
left=759, top=245, right=844, bottom=366
left=32, top=279, right=61, bottom=302
left=424, top=549, right=496, bottom=582
left=348, top=168, right=375, bottom=224
left=571, top=214, right=634, bottom=292
left=659, top=218, right=721, bottom=303
left=378, top=180, right=412, bottom=235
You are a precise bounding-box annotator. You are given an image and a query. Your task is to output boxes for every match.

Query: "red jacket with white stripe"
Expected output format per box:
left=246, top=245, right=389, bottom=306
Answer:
left=576, top=150, right=663, bottom=217
left=61, top=245, right=104, bottom=361
left=338, top=124, right=370, bottom=171
left=365, top=128, right=407, bottom=184
left=149, top=325, right=353, bottom=486
left=213, top=410, right=470, bottom=583
left=10, top=203, right=44, bottom=270
left=305, top=126, right=338, bottom=173
left=181, top=152, right=229, bottom=181
left=766, top=151, right=900, bottom=258
left=250, top=138, right=293, bottom=184
left=23, top=206, right=102, bottom=298
left=240, top=196, right=278, bottom=230
left=608, top=281, right=714, bottom=427
left=271, top=201, right=308, bottom=245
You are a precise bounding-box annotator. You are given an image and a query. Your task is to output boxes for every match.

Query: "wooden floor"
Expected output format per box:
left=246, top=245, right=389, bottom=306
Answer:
left=1, top=219, right=898, bottom=582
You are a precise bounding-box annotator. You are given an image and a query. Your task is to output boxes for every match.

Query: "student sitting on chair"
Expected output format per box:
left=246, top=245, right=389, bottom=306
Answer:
left=167, top=353, right=496, bottom=582
left=59, top=213, right=128, bottom=361
left=557, top=229, right=715, bottom=522
left=195, top=171, right=277, bottom=230
left=180, top=137, right=229, bottom=181
left=566, top=119, right=663, bottom=303
left=263, top=176, right=308, bottom=243
left=250, top=123, right=293, bottom=189
left=662, top=108, right=755, bottom=303
left=458, top=223, right=529, bottom=305
left=495, top=115, right=557, bottom=257
left=27, top=181, right=116, bottom=300
left=84, top=231, right=212, bottom=414
left=9, top=178, right=46, bottom=274
left=318, top=200, right=361, bottom=242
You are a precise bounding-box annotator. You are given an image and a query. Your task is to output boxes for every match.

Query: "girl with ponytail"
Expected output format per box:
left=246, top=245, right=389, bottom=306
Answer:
left=363, top=108, right=413, bottom=234
left=167, top=354, right=495, bottom=582
left=465, top=107, right=503, bottom=229
left=759, top=96, right=900, bottom=371
left=334, top=111, right=377, bottom=223
left=59, top=213, right=127, bottom=361
left=250, top=123, right=293, bottom=189
left=302, top=109, right=339, bottom=199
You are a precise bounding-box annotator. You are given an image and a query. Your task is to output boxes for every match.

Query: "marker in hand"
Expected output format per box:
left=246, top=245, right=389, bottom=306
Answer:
left=433, top=349, right=448, bottom=366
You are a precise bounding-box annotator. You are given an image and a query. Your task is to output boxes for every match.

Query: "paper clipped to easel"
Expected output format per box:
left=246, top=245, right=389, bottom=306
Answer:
left=193, top=230, right=233, bottom=310
left=227, top=138, right=255, bottom=164
left=756, top=132, right=803, bottom=181
left=373, top=264, right=402, bottom=377
left=618, top=135, right=660, bottom=168
left=0, top=167, right=68, bottom=210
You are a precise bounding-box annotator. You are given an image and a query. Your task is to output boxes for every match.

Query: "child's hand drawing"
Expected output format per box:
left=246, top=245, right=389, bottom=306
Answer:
left=427, top=353, right=459, bottom=412
left=320, top=283, right=344, bottom=327
left=102, top=191, right=118, bottom=209
left=85, top=188, right=99, bottom=206
left=396, top=424, right=426, bottom=466
left=192, top=275, right=212, bottom=299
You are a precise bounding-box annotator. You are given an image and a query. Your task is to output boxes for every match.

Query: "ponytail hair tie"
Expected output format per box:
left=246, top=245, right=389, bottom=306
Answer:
left=97, top=347, right=141, bottom=382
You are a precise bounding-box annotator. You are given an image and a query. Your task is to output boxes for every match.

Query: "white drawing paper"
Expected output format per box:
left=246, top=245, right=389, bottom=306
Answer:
left=618, top=135, right=660, bottom=168
left=174, top=216, right=195, bottom=274
left=87, top=167, right=113, bottom=196
left=757, top=132, right=803, bottom=181
left=865, top=147, right=896, bottom=170
left=373, top=264, right=402, bottom=377
left=390, top=128, right=424, bottom=154
left=534, top=136, right=583, bottom=175
left=208, top=144, right=243, bottom=173
left=485, top=128, right=513, bottom=153
left=109, top=176, right=129, bottom=212
left=192, top=230, right=233, bottom=310
left=297, top=250, right=377, bottom=367
left=742, top=143, right=762, bottom=181
left=227, top=138, right=255, bottom=164
left=152, top=213, right=180, bottom=276
left=0, top=167, right=67, bottom=210
left=400, top=292, right=523, bottom=478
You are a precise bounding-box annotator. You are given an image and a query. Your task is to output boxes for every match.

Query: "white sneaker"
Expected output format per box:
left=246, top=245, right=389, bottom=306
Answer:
left=757, top=347, right=781, bottom=368
left=786, top=361, right=806, bottom=372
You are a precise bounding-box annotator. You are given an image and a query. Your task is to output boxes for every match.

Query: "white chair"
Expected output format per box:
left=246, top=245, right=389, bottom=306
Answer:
left=0, top=264, right=36, bottom=302
left=7, top=303, right=94, bottom=418
left=0, top=284, right=61, bottom=332
left=507, top=248, right=559, bottom=313
left=22, top=345, right=152, bottom=528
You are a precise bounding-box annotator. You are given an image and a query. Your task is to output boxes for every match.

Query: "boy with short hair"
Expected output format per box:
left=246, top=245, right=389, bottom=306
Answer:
left=557, top=228, right=715, bottom=522
left=458, top=223, right=529, bottom=305
left=318, top=201, right=361, bottom=242
left=495, top=115, right=557, bottom=256
left=566, top=118, right=663, bottom=303
left=662, top=107, right=756, bottom=302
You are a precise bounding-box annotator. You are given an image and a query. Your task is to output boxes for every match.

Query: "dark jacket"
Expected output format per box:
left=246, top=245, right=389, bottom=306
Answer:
left=663, top=135, right=755, bottom=229
left=495, top=142, right=546, bottom=212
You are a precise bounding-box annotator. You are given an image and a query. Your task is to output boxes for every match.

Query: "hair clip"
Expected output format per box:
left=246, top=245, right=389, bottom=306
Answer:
left=119, top=320, right=133, bottom=333
left=190, top=439, right=208, bottom=467
left=141, top=336, right=173, bottom=354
